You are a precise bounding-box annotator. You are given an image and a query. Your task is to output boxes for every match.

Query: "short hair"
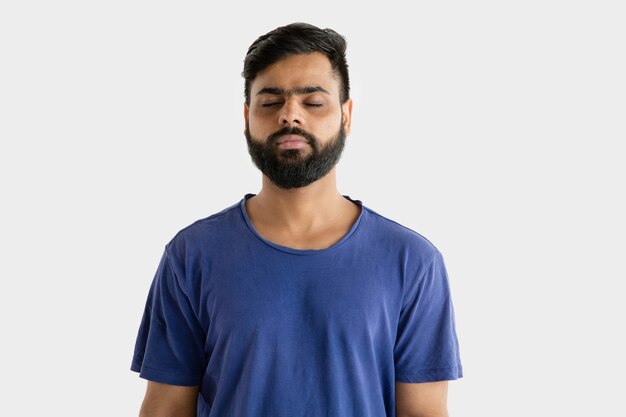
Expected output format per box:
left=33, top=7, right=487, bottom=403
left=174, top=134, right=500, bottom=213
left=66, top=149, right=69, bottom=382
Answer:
left=242, top=22, right=350, bottom=106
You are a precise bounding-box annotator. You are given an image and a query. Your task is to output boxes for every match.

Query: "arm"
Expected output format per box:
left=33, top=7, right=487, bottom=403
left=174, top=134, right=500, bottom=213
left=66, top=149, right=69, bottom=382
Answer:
left=138, top=381, right=199, bottom=417
left=395, top=381, right=449, bottom=417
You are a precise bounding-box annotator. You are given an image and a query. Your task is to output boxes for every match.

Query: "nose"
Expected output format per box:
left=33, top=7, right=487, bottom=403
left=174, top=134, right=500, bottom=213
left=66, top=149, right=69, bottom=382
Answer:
left=278, top=99, right=305, bottom=127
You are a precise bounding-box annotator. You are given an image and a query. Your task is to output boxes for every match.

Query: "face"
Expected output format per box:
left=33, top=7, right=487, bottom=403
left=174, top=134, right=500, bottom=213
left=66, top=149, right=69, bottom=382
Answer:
left=244, top=52, right=352, bottom=189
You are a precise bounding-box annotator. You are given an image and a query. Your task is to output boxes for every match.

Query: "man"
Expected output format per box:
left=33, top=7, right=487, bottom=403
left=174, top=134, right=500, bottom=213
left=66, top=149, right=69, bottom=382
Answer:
left=131, top=22, right=462, bottom=417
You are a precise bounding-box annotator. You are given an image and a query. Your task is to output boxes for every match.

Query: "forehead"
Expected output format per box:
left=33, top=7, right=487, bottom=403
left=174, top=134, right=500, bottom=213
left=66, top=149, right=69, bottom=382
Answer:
left=250, top=52, right=340, bottom=97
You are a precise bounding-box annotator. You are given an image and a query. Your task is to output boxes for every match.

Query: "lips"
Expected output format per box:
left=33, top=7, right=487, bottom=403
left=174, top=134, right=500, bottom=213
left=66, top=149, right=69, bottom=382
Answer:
left=276, top=134, right=308, bottom=145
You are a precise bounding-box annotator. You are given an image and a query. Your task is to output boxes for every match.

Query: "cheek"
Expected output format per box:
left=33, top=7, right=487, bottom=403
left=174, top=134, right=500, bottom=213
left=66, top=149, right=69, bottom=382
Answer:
left=246, top=116, right=266, bottom=137
left=322, top=116, right=342, bottom=134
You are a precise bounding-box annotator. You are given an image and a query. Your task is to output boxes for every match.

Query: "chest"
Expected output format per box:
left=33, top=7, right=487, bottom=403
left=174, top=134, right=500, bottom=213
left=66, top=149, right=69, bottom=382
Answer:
left=201, top=258, right=404, bottom=345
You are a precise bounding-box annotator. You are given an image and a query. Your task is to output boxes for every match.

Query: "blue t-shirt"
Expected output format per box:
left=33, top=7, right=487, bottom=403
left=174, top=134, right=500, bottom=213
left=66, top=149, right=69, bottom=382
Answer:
left=131, top=193, right=462, bottom=416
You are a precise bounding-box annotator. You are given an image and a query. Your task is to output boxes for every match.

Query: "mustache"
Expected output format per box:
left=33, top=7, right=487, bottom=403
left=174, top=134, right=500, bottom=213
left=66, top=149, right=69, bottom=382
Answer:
left=267, top=126, right=318, bottom=147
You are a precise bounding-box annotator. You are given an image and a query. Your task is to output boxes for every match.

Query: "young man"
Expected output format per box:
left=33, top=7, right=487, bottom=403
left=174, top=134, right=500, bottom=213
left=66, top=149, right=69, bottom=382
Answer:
left=131, top=22, right=462, bottom=417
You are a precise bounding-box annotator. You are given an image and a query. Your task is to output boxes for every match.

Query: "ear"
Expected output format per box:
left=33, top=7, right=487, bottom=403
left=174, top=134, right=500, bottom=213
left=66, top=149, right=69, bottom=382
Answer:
left=243, top=102, right=250, bottom=134
left=341, top=98, right=353, bottom=136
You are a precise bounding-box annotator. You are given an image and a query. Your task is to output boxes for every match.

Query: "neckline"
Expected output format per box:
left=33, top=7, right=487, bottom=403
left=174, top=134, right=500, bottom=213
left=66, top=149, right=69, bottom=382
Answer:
left=239, top=193, right=365, bottom=256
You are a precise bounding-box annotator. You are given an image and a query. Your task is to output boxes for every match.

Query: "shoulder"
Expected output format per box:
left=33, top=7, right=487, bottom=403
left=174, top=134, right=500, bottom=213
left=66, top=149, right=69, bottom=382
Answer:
left=164, top=199, right=243, bottom=260
left=362, top=205, right=441, bottom=259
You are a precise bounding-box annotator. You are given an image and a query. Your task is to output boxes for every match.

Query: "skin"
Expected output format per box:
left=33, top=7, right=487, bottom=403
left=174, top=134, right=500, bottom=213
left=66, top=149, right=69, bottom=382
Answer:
left=243, top=52, right=358, bottom=250
left=138, top=51, right=450, bottom=417
left=138, top=381, right=198, bottom=417
left=396, top=380, right=449, bottom=417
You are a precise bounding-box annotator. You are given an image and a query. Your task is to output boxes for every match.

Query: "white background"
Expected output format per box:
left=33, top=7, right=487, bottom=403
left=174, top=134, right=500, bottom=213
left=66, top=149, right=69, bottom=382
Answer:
left=1, top=1, right=624, bottom=416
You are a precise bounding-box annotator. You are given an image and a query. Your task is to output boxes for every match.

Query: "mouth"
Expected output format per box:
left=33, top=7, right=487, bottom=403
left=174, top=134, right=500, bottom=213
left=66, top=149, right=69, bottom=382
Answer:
left=276, top=134, right=309, bottom=149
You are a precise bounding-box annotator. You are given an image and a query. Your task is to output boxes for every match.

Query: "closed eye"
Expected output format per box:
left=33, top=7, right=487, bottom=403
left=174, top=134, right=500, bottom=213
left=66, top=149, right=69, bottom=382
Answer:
left=261, top=102, right=282, bottom=107
left=305, top=103, right=323, bottom=107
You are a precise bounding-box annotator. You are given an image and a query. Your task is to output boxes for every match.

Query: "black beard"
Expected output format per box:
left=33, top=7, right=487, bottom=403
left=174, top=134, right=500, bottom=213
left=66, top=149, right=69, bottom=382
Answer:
left=245, top=123, right=346, bottom=189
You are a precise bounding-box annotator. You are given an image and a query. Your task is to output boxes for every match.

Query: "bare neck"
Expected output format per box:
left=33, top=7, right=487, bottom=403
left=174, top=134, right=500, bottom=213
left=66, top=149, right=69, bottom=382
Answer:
left=247, top=168, right=352, bottom=234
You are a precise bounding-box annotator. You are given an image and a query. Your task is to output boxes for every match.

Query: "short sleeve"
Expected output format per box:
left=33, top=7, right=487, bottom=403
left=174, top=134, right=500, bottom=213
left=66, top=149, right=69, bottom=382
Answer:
left=394, top=250, right=463, bottom=383
left=130, top=247, right=206, bottom=386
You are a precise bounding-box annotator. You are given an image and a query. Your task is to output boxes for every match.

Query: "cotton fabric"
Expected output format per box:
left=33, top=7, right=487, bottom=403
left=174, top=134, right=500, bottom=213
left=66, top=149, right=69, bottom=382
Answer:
left=131, top=193, right=462, bottom=416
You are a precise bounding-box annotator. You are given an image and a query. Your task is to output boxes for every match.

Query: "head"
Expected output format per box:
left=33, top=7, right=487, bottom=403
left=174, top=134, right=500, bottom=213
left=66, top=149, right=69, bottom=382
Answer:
left=243, top=22, right=350, bottom=107
left=242, top=23, right=353, bottom=189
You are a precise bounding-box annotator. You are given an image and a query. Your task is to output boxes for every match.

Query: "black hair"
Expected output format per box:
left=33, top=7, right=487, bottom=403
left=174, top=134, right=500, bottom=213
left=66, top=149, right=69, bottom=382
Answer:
left=242, top=22, right=350, bottom=106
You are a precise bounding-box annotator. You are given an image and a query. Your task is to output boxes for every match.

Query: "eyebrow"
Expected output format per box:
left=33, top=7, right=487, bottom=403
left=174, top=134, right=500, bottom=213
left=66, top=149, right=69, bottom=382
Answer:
left=255, top=86, right=331, bottom=96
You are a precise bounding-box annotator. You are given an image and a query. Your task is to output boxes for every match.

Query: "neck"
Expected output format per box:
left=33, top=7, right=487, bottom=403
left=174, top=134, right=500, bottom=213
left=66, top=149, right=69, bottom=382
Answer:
left=249, top=167, right=350, bottom=233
